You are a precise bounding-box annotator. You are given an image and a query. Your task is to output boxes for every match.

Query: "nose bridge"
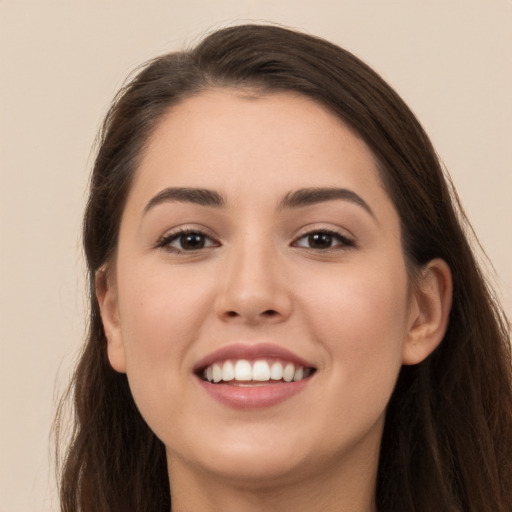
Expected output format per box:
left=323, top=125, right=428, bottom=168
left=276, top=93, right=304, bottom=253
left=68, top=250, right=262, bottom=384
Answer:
left=216, top=232, right=291, bottom=323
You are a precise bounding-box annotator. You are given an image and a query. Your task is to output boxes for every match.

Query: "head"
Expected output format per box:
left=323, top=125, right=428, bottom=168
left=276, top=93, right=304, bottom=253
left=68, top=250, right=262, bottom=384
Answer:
left=61, top=24, right=512, bottom=512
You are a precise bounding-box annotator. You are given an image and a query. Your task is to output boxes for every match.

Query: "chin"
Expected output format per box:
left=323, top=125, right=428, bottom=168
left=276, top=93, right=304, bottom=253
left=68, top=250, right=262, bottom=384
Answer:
left=195, top=449, right=316, bottom=488
left=166, top=427, right=320, bottom=487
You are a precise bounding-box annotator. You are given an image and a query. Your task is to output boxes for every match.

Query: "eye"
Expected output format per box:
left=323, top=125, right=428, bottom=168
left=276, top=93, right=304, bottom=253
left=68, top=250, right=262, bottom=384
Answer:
left=293, top=230, right=354, bottom=250
left=157, top=229, right=219, bottom=253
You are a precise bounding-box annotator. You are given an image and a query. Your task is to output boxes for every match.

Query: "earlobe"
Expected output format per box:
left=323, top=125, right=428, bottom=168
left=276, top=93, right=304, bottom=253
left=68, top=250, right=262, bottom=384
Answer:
left=95, top=267, right=127, bottom=373
left=402, top=259, right=453, bottom=366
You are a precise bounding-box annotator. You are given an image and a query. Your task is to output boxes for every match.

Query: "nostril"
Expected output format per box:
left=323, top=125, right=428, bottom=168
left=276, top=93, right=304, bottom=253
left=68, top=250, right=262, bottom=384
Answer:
left=224, top=309, right=278, bottom=319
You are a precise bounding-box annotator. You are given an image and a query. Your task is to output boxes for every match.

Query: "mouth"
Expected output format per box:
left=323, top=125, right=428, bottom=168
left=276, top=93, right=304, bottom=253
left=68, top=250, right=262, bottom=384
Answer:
left=193, top=343, right=316, bottom=408
left=197, top=359, right=315, bottom=385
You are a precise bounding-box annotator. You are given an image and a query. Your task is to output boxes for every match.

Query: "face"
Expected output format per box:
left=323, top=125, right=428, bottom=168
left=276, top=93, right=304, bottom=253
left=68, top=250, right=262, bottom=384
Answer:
left=99, top=90, right=432, bottom=490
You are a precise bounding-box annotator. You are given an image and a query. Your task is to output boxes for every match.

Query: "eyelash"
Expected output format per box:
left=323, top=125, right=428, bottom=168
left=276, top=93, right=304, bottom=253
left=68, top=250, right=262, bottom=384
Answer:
left=292, top=229, right=355, bottom=251
left=155, top=228, right=220, bottom=254
left=156, top=227, right=355, bottom=254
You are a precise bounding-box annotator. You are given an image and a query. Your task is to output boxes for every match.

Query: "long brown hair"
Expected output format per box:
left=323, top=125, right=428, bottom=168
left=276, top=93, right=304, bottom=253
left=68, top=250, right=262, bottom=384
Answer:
left=55, top=24, right=512, bottom=511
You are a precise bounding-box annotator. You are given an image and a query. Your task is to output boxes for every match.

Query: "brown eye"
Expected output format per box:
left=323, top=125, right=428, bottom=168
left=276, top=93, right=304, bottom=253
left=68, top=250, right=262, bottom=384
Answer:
left=294, top=230, right=354, bottom=250
left=180, top=233, right=206, bottom=250
left=157, top=230, right=219, bottom=252
left=307, top=233, right=334, bottom=249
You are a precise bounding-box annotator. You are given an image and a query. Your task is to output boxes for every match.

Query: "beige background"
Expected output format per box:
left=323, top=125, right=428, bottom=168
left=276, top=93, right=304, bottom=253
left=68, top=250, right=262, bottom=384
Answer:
left=1, top=1, right=511, bottom=510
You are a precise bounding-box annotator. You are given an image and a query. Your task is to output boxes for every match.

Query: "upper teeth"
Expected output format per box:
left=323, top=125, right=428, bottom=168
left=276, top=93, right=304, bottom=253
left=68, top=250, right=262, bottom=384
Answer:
left=203, top=359, right=311, bottom=384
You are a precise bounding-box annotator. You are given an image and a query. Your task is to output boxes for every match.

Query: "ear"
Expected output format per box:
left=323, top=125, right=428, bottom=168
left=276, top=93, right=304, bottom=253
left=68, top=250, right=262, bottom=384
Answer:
left=95, top=267, right=126, bottom=373
left=402, top=258, right=453, bottom=365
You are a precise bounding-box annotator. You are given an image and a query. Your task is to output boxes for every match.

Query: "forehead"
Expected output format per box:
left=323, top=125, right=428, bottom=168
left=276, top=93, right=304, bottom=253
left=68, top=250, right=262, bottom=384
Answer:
left=129, top=89, right=390, bottom=213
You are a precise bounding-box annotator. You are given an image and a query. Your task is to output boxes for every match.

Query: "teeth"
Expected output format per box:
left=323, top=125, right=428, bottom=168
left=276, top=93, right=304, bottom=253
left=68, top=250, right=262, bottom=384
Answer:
left=283, top=363, right=295, bottom=382
left=222, top=361, right=235, bottom=381
left=234, top=360, right=252, bottom=381
left=212, top=363, right=222, bottom=383
left=252, top=360, right=271, bottom=381
left=202, top=359, right=312, bottom=384
left=270, top=361, right=283, bottom=380
left=293, top=366, right=304, bottom=382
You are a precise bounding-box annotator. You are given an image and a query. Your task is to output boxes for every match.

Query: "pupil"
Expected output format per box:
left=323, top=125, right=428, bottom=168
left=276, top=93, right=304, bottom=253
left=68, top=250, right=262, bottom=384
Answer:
left=181, top=233, right=205, bottom=249
left=309, top=233, right=332, bottom=248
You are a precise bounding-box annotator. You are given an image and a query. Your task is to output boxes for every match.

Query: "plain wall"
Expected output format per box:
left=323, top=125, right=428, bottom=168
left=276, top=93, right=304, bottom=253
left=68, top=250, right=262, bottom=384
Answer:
left=1, top=1, right=510, bottom=510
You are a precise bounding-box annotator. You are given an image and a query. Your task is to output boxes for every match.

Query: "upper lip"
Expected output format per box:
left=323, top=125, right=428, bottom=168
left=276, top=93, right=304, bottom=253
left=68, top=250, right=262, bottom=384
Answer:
left=193, top=343, right=315, bottom=372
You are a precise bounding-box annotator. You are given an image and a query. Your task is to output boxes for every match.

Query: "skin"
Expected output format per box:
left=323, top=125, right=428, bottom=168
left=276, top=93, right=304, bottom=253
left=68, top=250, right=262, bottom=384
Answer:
left=97, top=90, right=452, bottom=512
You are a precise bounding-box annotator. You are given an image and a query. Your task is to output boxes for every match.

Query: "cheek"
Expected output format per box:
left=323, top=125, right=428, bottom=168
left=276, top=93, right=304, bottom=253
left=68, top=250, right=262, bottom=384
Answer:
left=299, top=259, right=409, bottom=416
left=114, top=262, right=224, bottom=445
left=118, top=260, right=211, bottom=347
left=115, top=261, right=214, bottom=410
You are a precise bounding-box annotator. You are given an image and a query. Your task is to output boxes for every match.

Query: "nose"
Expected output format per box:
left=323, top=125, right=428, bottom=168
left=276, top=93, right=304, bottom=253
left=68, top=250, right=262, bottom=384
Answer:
left=215, top=244, right=292, bottom=325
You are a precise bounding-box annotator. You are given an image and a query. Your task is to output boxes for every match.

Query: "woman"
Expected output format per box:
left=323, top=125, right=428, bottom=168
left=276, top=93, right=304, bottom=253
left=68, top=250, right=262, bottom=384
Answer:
left=56, top=24, right=512, bottom=511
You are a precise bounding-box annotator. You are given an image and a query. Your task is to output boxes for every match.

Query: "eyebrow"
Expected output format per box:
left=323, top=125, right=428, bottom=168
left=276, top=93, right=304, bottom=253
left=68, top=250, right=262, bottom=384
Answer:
left=144, top=187, right=225, bottom=213
left=143, top=186, right=375, bottom=219
left=278, top=187, right=375, bottom=218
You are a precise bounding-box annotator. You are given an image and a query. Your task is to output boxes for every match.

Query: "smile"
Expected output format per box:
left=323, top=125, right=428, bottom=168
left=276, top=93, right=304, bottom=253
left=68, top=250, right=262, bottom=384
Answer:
left=194, top=343, right=317, bottom=408
left=201, top=359, right=314, bottom=384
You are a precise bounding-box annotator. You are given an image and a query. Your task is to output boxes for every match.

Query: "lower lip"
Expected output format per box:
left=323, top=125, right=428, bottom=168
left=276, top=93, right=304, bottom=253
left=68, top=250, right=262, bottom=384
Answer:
left=197, top=377, right=311, bottom=409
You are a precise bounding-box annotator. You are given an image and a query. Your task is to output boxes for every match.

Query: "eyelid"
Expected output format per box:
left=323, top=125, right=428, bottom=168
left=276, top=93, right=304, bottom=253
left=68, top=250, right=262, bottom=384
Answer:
left=155, top=225, right=220, bottom=252
left=291, top=225, right=356, bottom=250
